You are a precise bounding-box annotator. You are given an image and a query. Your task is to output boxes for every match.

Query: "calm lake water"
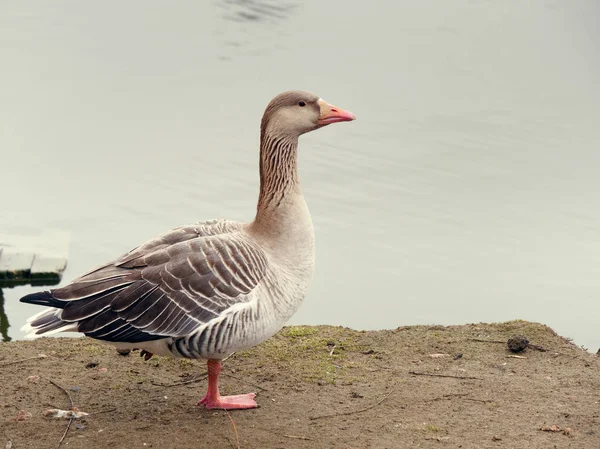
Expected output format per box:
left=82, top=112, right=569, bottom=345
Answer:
left=1, top=1, right=599, bottom=349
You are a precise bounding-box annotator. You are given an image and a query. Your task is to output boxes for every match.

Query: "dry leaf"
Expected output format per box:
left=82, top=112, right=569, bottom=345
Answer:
left=44, top=408, right=89, bottom=419
left=540, top=425, right=561, bottom=432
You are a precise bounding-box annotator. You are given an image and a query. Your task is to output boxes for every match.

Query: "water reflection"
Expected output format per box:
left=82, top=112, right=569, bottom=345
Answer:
left=0, top=290, right=9, bottom=342
left=213, top=0, right=299, bottom=60
left=218, top=0, right=298, bottom=23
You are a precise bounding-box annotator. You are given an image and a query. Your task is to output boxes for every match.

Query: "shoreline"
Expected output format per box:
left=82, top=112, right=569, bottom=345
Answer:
left=2, top=320, right=599, bottom=448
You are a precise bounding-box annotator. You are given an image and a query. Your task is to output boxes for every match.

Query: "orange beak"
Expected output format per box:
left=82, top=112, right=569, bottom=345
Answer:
left=317, top=98, right=356, bottom=126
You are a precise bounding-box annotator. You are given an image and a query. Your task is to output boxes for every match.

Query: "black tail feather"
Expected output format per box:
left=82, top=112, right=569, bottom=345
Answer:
left=20, top=291, right=64, bottom=309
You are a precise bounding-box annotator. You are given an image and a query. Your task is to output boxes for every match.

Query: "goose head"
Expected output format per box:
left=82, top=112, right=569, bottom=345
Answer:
left=261, top=90, right=356, bottom=139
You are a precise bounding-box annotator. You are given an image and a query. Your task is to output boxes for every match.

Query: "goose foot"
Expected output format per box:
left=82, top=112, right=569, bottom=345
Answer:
left=197, top=359, right=258, bottom=410
left=198, top=392, right=257, bottom=410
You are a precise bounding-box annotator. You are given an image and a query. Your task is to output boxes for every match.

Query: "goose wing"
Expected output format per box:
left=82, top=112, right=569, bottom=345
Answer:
left=21, top=221, right=268, bottom=342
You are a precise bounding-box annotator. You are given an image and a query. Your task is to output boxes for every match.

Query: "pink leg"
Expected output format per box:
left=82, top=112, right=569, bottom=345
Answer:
left=197, top=359, right=257, bottom=410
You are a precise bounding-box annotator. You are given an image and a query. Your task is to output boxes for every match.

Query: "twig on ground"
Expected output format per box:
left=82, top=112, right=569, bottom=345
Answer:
left=464, top=398, right=493, bottom=403
left=329, top=345, right=336, bottom=356
left=224, top=410, right=240, bottom=449
left=48, top=379, right=74, bottom=410
left=425, top=436, right=450, bottom=442
left=469, top=338, right=549, bottom=352
left=469, top=338, right=505, bottom=344
left=255, top=427, right=313, bottom=441
left=223, top=372, right=269, bottom=392
left=409, top=371, right=482, bottom=380
left=47, top=379, right=74, bottom=449
left=309, top=387, right=395, bottom=420
left=87, top=408, right=118, bottom=416
left=150, top=373, right=208, bottom=387
left=426, top=393, right=492, bottom=404
left=283, top=434, right=313, bottom=441
left=150, top=353, right=235, bottom=387
left=0, top=354, right=47, bottom=367
left=426, top=393, right=470, bottom=402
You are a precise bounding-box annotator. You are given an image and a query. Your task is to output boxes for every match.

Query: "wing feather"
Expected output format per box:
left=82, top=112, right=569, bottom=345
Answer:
left=111, top=282, right=160, bottom=312
left=24, top=220, right=268, bottom=343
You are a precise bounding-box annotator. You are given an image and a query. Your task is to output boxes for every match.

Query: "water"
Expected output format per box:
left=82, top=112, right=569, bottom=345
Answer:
left=1, top=1, right=599, bottom=349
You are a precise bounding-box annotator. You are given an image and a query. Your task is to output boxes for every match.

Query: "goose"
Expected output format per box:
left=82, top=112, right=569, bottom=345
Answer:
left=20, top=90, right=355, bottom=410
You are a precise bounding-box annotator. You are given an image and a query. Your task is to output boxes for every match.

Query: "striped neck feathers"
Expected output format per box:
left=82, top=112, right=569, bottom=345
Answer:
left=255, top=128, right=300, bottom=220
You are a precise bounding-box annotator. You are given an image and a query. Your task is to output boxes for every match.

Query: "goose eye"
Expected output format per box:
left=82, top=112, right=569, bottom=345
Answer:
left=298, top=101, right=306, bottom=107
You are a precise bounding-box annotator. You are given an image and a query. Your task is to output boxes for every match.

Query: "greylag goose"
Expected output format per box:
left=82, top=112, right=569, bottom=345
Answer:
left=20, top=90, right=355, bottom=410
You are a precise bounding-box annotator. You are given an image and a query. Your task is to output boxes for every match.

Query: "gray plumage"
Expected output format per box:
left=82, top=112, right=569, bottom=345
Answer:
left=22, top=220, right=274, bottom=358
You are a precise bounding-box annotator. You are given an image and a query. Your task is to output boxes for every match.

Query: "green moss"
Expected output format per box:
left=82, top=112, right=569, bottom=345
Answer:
left=177, top=358, right=197, bottom=370
left=424, top=424, right=440, bottom=432
left=280, top=326, right=319, bottom=338
left=302, top=361, right=340, bottom=384
left=237, top=326, right=369, bottom=385
left=487, top=320, right=559, bottom=343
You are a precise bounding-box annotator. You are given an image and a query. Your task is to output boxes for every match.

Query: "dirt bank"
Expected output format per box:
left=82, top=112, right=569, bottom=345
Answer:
left=1, top=321, right=598, bottom=449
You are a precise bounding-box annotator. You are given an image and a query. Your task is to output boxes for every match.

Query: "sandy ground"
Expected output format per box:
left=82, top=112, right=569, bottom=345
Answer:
left=1, top=321, right=599, bottom=449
